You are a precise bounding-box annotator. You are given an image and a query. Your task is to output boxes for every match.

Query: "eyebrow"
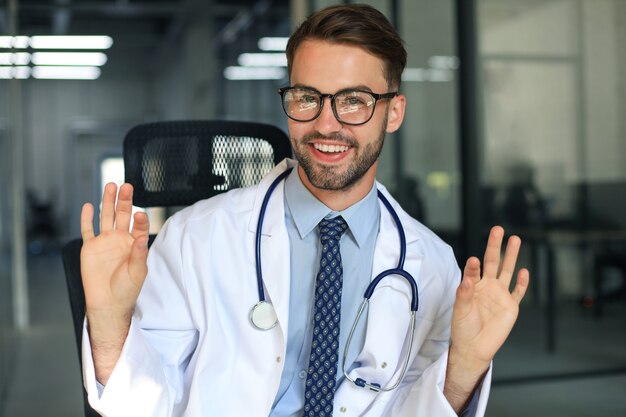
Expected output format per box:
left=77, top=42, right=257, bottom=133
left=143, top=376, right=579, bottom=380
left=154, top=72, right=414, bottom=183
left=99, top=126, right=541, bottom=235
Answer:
left=290, top=83, right=375, bottom=94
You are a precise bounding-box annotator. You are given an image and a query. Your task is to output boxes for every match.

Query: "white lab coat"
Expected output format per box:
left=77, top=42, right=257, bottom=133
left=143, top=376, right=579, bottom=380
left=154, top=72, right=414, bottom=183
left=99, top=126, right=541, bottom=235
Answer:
left=83, top=159, right=491, bottom=417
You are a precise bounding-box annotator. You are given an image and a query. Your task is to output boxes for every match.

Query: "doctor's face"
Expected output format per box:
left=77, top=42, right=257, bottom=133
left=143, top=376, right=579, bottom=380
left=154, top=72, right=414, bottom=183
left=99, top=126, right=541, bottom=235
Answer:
left=286, top=40, right=405, bottom=196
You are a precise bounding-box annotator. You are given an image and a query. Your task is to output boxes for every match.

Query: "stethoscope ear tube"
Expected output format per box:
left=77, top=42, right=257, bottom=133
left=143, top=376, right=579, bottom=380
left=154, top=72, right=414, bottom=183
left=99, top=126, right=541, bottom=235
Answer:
left=373, top=190, right=419, bottom=312
left=376, top=191, right=406, bottom=269
left=254, top=167, right=293, bottom=303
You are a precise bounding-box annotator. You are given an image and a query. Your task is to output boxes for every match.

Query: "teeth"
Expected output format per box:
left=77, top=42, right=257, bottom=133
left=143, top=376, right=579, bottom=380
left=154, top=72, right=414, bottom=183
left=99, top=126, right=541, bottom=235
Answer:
left=313, top=143, right=349, bottom=153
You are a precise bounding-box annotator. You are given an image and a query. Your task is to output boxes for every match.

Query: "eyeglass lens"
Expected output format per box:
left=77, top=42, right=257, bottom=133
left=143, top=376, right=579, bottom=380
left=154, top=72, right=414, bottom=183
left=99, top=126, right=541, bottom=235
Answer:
left=282, top=88, right=376, bottom=124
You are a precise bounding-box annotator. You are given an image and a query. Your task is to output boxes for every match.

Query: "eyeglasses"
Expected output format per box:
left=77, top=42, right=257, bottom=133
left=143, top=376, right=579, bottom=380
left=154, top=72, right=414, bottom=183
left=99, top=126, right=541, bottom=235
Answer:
left=278, top=86, right=398, bottom=126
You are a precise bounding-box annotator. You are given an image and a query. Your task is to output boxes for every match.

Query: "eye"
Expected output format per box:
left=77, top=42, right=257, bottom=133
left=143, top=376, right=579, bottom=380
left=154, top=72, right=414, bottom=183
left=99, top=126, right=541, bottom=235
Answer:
left=290, top=90, right=319, bottom=111
left=338, top=92, right=371, bottom=108
left=300, top=94, right=318, bottom=104
left=289, top=88, right=318, bottom=102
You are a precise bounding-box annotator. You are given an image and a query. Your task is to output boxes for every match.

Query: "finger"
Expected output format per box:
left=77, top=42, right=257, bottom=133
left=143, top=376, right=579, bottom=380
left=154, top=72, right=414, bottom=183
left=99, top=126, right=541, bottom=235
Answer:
left=131, top=211, right=150, bottom=239
left=482, top=226, right=504, bottom=280
left=100, top=183, right=118, bottom=232
left=463, top=256, right=482, bottom=286
left=512, top=268, right=530, bottom=304
left=128, top=236, right=149, bottom=289
left=453, top=275, right=475, bottom=319
left=80, top=203, right=95, bottom=241
left=499, top=235, right=522, bottom=288
left=114, top=183, right=134, bottom=232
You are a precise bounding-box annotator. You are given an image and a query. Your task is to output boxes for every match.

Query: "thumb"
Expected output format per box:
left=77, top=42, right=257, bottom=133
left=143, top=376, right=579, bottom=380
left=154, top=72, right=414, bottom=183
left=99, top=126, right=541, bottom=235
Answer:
left=454, top=256, right=480, bottom=319
left=463, top=256, right=482, bottom=286
left=128, top=236, right=149, bottom=289
left=453, top=275, right=475, bottom=320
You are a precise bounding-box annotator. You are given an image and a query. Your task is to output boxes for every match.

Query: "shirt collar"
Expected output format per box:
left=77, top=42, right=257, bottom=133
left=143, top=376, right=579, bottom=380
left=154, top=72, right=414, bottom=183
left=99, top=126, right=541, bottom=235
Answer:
left=284, top=166, right=380, bottom=248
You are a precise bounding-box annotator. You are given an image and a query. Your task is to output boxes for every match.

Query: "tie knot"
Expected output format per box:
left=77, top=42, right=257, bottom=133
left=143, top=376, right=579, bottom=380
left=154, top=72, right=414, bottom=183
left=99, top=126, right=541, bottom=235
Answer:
left=318, top=216, right=348, bottom=242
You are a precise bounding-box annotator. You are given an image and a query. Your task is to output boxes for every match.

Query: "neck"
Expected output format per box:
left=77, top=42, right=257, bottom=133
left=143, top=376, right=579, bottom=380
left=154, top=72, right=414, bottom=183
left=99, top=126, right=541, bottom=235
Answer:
left=296, top=164, right=377, bottom=211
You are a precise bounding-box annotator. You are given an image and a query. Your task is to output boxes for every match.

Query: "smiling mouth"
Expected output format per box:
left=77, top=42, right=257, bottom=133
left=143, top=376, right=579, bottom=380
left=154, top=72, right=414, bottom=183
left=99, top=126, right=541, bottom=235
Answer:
left=313, top=143, right=350, bottom=153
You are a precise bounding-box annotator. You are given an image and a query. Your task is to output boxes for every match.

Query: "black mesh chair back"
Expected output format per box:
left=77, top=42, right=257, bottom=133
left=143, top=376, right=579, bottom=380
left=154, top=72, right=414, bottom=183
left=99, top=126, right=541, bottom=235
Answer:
left=62, top=120, right=290, bottom=417
left=124, top=120, right=292, bottom=207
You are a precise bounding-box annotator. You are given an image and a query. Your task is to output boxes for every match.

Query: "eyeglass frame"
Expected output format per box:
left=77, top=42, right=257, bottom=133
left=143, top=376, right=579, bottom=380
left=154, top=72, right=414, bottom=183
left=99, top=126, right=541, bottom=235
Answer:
left=277, top=86, right=398, bottom=126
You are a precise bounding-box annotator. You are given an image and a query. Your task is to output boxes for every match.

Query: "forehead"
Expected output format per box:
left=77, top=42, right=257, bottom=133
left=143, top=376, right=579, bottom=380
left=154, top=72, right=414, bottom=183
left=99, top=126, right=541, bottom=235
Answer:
left=290, top=40, right=387, bottom=92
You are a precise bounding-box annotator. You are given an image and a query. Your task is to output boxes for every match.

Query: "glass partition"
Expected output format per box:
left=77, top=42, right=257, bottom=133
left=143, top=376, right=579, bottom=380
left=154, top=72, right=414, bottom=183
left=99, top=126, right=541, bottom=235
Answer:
left=477, top=0, right=626, bottom=414
left=0, top=81, right=13, bottom=413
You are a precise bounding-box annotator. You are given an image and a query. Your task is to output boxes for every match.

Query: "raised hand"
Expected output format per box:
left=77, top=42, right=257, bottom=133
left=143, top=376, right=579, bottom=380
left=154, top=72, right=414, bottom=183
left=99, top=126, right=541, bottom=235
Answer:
left=444, top=226, right=530, bottom=412
left=80, top=182, right=150, bottom=384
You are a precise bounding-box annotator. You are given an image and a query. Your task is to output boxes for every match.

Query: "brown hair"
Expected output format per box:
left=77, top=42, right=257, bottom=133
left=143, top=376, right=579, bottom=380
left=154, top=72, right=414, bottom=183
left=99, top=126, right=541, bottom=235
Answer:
left=286, top=4, right=407, bottom=90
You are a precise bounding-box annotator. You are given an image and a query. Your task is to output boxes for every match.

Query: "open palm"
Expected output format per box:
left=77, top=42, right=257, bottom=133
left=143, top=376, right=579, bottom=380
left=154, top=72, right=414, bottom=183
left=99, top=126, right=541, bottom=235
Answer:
left=80, top=182, right=150, bottom=317
left=451, top=226, right=530, bottom=364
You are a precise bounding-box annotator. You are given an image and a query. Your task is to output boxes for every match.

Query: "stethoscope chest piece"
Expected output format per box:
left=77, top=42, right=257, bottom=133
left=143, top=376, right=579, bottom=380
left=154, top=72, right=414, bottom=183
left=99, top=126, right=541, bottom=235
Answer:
left=250, top=301, right=278, bottom=330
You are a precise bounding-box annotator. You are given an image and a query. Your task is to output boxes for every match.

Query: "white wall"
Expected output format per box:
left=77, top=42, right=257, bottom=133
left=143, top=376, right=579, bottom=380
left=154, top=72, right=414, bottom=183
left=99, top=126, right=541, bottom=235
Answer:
left=583, top=0, right=623, bottom=181
left=155, top=13, right=217, bottom=121
left=21, top=76, right=153, bottom=238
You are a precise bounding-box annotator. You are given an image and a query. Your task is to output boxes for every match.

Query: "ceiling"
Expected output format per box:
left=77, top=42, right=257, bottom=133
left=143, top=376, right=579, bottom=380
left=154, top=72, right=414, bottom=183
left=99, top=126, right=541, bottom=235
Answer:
left=3, top=0, right=290, bottom=35
left=1, top=0, right=291, bottom=72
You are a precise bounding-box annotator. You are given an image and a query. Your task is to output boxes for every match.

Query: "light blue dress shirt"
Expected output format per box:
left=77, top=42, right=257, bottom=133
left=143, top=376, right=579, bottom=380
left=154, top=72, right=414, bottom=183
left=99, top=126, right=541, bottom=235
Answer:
left=270, top=168, right=380, bottom=417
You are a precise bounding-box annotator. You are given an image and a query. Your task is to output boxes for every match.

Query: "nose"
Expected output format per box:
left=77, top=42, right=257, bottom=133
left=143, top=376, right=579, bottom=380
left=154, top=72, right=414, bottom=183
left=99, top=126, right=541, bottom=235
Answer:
left=313, top=97, right=342, bottom=135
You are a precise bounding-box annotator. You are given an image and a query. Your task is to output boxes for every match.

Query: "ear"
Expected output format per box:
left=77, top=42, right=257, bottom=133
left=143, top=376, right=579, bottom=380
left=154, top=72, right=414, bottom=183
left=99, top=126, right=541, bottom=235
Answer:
left=385, top=93, right=406, bottom=133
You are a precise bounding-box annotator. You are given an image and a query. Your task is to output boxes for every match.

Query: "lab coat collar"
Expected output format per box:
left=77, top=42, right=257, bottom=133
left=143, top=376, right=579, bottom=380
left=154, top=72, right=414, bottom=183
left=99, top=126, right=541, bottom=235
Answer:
left=375, top=183, right=423, bottom=251
left=246, top=158, right=423, bottom=255
left=247, top=158, right=294, bottom=236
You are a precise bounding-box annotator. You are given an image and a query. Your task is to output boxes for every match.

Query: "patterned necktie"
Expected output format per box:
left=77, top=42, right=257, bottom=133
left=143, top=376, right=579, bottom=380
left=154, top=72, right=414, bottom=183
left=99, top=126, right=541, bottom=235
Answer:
left=303, top=216, right=349, bottom=417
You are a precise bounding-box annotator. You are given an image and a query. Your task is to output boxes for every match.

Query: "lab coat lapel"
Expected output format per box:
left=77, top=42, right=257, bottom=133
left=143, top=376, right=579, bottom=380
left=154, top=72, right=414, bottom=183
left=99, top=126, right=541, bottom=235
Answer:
left=247, top=159, right=295, bottom=344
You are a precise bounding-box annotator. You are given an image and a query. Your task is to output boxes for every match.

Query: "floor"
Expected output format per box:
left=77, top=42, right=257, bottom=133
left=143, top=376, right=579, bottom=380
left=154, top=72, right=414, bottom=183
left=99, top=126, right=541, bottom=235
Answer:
left=2, top=252, right=83, bottom=417
left=1, top=252, right=626, bottom=417
left=488, top=304, right=626, bottom=417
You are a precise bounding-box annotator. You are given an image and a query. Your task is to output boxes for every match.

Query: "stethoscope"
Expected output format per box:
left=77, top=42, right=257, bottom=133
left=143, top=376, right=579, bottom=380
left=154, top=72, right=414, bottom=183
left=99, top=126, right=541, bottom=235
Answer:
left=249, top=167, right=419, bottom=393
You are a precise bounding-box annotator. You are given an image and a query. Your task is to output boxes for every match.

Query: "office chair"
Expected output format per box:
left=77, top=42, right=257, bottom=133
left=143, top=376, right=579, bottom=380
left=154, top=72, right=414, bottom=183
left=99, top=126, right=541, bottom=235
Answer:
left=61, top=120, right=291, bottom=417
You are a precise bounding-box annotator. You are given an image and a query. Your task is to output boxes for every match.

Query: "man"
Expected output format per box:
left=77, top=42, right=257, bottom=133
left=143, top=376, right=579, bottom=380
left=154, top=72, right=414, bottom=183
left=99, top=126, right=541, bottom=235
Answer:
left=80, top=4, right=529, bottom=416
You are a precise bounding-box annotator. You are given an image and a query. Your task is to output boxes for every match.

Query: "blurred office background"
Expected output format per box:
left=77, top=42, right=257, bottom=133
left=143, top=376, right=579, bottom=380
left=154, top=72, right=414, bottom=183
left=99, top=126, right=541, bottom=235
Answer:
left=1, top=0, right=625, bottom=415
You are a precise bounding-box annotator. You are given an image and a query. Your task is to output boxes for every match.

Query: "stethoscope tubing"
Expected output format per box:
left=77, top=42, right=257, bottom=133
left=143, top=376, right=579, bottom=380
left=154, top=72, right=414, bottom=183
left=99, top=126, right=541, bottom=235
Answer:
left=253, top=166, right=421, bottom=392
left=255, top=167, right=294, bottom=303
left=372, top=190, right=419, bottom=312
left=255, top=167, right=419, bottom=309
left=342, top=302, right=418, bottom=392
